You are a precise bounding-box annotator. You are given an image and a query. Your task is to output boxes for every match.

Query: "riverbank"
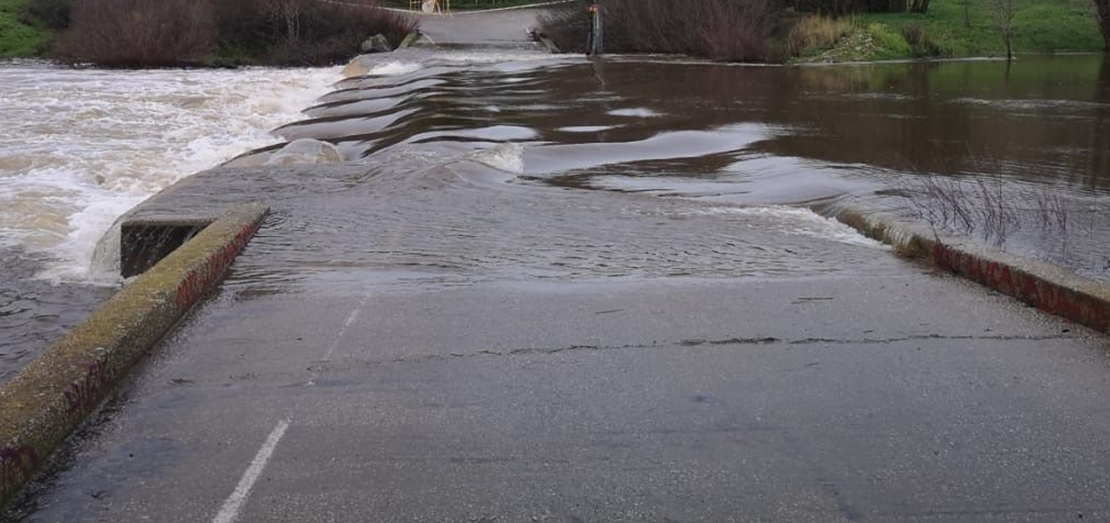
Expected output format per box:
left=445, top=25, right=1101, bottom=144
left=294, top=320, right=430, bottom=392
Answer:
left=799, top=0, right=1104, bottom=63
left=0, top=0, right=48, bottom=58
left=0, top=0, right=416, bottom=66
left=536, top=0, right=1105, bottom=63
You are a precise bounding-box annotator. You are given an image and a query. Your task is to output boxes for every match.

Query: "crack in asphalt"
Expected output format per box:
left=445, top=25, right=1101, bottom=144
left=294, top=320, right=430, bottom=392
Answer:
left=177, top=332, right=1082, bottom=386
left=787, top=333, right=1075, bottom=345
left=297, top=333, right=1079, bottom=370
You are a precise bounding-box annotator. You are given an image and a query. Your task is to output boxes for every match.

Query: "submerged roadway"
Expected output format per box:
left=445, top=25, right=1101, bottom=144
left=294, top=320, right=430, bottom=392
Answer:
left=7, top=7, right=1110, bottom=523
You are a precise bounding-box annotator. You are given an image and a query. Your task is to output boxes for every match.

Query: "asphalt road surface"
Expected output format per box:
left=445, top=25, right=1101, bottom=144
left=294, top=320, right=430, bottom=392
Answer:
left=8, top=269, right=1110, bottom=522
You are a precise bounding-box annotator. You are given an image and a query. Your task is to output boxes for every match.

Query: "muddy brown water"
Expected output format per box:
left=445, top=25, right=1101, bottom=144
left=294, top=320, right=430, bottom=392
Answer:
left=258, top=51, right=1110, bottom=280
left=2, top=51, right=1108, bottom=386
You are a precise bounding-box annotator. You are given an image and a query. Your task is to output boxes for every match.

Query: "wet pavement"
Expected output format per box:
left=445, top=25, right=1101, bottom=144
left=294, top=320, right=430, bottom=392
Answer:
left=7, top=8, right=1110, bottom=523
left=413, top=6, right=546, bottom=49
left=7, top=265, right=1110, bottom=522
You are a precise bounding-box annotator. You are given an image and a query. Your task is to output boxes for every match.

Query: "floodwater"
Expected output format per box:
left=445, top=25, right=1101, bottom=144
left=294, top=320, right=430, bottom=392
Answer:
left=0, top=63, right=341, bottom=384
left=2, top=51, right=1109, bottom=384
left=234, top=51, right=1109, bottom=288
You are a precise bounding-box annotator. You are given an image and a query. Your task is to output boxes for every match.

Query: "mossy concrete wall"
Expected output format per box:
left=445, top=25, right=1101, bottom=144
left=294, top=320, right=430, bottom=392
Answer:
left=823, top=205, right=1110, bottom=335
left=0, top=203, right=268, bottom=505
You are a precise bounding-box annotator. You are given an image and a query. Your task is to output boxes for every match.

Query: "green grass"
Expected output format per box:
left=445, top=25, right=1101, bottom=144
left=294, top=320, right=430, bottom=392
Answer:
left=856, top=0, right=1104, bottom=59
left=0, top=0, right=50, bottom=57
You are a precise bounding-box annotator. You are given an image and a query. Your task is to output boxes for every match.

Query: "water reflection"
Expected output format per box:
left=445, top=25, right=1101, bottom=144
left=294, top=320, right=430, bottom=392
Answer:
left=231, top=52, right=1110, bottom=289
left=0, top=247, right=114, bottom=386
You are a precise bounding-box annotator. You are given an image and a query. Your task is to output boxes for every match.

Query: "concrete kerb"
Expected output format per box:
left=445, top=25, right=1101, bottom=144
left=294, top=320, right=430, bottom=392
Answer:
left=398, top=31, right=421, bottom=49
left=534, top=31, right=560, bottom=53
left=0, top=202, right=269, bottom=505
left=819, top=204, right=1110, bottom=335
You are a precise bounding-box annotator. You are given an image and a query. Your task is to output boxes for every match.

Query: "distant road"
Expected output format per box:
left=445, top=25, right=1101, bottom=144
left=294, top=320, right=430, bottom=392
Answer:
left=412, top=6, right=547, bottom=48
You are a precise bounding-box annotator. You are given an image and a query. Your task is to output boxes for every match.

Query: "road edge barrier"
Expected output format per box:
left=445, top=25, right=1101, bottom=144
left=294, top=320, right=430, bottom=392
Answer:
left=0, top=203, right=269, bottom=505
left=819, top=204, right=1110, bottom=335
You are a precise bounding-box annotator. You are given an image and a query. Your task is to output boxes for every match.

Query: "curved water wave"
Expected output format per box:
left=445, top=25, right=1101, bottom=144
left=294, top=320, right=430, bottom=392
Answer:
left=220, top=53, right=1110, bottom=293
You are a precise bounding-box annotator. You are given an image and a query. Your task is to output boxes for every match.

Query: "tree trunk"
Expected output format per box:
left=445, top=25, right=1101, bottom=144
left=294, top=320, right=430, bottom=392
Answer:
left=1096, top=0, right=1110, bottom=50
left=1004, top=27, right=1013, bottom=61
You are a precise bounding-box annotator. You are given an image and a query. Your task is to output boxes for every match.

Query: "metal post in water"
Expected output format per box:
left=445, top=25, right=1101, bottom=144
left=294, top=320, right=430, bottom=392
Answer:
left=588, top=0, right=603, bottom=56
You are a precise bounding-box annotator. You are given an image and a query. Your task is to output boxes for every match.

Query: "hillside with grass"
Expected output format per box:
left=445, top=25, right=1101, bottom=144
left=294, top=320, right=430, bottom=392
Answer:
left=539, top=0, right=1106, bottom=63
left=0, top=0, right=50, bottom=57
left=835, top=0, right=1104, bottom=61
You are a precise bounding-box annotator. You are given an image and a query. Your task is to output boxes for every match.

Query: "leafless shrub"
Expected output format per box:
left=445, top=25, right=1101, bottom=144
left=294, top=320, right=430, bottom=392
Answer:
left=55, top=0, right=416, bottom=67
left=786, top=15, right=852, bottom=57
left=538, top=0, right=781, bottom=62
left=1031, top=190, right=1068, bottom=232
left=989, top=0, right=1017, bottom=61
left=267, top=0, right=418, bottom=65
left=55, top=0, right=217, bottom=67
left=26, top=0, right=72, bottom=29
left=694, top=0, right=776, bottom=62
left=901, top=22, right=942, bottom=57
left=212, top=0, right=417, bottom=65
left=896, top=171, right=1071, bottom=248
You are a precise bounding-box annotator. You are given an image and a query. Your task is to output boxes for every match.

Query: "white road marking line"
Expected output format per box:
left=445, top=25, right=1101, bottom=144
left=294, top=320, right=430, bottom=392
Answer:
left=323, top=295, right=369, bottom=362
left=307, top=295, right=370, bottom=387
left=212, top=419, right=291, bottom=523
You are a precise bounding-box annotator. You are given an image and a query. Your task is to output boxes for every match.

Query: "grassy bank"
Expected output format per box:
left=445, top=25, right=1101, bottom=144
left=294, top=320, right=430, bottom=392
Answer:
left=0, top=0, right=49, bottom=57
left=538, top=0, right=1105, bottom=63
left=827, top=0, right=1104, bottom=61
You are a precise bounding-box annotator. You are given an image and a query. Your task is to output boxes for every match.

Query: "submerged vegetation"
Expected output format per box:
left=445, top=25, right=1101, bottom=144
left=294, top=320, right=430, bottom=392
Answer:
left=2, top=0, right=417, bottom=66
left=538, top=0, right=1106, bottom=63
left=901, top=172, right=1072, bottom=248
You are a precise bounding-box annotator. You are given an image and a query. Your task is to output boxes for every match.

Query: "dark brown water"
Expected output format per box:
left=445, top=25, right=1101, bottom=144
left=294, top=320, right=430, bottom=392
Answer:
left=0, top=251, right=114, bottom=385
left=3, top=51, right=1109, bottom=384
left=259, top=51, right=1110, bottom=280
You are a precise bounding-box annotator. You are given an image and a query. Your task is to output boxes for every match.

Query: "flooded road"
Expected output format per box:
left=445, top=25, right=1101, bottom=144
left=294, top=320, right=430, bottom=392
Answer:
left=3, top=51, right=1109, bottom=384
left=229, top=51, right=1110, bottom=294
left=7, top=36, right=1110, bottom=522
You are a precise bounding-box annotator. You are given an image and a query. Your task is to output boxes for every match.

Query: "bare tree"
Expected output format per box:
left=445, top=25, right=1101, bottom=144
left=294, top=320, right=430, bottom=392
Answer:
left=1095, top=0, right=1110, bottom=49
left=963, top=0, right=971, bottom=28
left=909, top=0, right=930, bottom=13
left=991, top=0, right=1016, bottom=61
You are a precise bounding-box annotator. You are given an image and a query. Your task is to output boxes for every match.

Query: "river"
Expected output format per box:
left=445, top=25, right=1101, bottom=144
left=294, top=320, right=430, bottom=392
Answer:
left=1, top=52, right=1108, bottom=385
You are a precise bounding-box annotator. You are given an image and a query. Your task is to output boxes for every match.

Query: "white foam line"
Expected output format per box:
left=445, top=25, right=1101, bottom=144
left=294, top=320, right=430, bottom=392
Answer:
left=212, top=419, right=291, bottom=523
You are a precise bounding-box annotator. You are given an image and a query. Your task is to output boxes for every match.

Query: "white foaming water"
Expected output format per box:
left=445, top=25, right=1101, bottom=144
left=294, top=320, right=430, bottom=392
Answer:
left=692, top=206, right=886, bottom=248
left=608, top=108, right=663, bottom=118
left=367, top=61, right=424, bottom=76
left=558, top=125, right=620, bottom=133
left=0, top=63, right=341, bottom=282
left=468, top=143, right=525, bottom=174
